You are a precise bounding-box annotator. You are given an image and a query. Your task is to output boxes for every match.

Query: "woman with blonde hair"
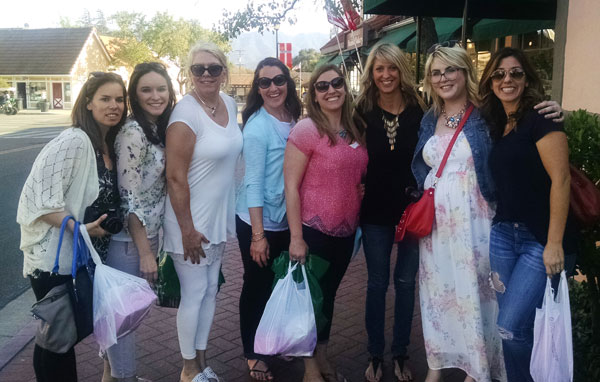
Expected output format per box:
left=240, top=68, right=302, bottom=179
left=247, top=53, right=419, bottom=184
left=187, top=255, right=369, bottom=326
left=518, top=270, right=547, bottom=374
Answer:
left=163, top=42, right=242, bottom=382
left=354, top=42, right=424, bottom=382
left=285, top=64, right=367, bottom=382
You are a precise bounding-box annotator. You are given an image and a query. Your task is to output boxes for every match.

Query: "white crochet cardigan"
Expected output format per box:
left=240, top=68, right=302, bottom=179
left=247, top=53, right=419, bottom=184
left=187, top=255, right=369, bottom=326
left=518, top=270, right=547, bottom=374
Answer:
left=17, top=128, right=99, bottom=277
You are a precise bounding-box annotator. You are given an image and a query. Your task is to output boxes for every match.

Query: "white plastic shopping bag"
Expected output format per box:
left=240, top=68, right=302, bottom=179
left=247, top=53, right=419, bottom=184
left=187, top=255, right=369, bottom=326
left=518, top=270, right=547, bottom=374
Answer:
left=79, top=226, right=157, bottom=351
left=254, top=262, right=317, bottom=357
left=530, top=271, right=573, bottom=382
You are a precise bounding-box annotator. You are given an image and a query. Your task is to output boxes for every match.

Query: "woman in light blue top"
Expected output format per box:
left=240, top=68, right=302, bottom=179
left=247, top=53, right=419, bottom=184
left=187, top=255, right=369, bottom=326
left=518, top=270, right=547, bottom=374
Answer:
left=236, top=57, right=302, bottom=381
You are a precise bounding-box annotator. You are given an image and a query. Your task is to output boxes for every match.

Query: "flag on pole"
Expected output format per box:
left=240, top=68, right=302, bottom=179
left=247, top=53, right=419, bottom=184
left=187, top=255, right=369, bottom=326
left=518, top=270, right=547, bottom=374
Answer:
left=326, top=3, right=348, bottom=31
left=341, top=0, right=361, bottom=31
left=279, top=43, right=293, bottom=68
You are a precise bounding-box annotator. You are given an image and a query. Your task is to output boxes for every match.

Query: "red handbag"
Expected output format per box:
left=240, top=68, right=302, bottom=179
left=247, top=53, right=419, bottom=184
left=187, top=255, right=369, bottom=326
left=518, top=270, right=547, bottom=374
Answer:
left=569, top=165, right=600, bottom=227
left=395, top=104, right=474, bottom=242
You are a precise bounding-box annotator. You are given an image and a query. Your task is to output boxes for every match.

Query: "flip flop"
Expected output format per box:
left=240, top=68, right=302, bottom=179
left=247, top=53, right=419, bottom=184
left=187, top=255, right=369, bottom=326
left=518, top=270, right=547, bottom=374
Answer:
left=248, top=359, right=274, bottom=381
left=202, top=367, right=220, bottom=382
left=393, top=355, right=413, bottom=382
left=365, top=357, right=383, bottom=382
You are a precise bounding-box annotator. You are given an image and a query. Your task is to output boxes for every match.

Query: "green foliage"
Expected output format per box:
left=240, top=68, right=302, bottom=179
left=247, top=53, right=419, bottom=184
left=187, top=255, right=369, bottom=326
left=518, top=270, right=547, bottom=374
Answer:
left=570, top=279, right=600, bottom=382
left=292, top=49, right=322, bottom=72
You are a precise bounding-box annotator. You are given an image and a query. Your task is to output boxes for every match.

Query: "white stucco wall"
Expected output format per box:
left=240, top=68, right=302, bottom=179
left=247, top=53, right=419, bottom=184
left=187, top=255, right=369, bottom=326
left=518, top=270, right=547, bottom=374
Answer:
left=562, top=0, right=600, bottom=113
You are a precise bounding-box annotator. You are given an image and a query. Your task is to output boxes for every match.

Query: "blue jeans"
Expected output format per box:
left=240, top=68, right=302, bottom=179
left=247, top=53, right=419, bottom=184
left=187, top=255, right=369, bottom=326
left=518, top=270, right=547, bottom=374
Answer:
left=362, top=224, right=419, bottom=358
left=489, top=222, right=575, bottom=382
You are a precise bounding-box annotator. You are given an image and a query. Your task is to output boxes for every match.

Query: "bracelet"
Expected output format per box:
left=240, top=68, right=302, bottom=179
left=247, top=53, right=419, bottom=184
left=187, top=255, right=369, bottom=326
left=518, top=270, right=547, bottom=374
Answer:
left=251, top=233, right=265, bottom=242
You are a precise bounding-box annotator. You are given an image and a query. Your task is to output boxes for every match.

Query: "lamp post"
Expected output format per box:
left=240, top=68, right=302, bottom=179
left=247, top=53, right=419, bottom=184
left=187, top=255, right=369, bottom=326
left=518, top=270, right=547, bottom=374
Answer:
left=274, top=23, right=280, bottom=59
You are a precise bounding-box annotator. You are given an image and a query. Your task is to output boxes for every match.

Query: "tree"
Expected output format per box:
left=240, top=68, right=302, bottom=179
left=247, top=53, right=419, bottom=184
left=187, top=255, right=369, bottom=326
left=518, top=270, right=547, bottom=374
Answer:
left=292, top=49, right=321, bottom=72
left=219, top=0, right=362, bottom=39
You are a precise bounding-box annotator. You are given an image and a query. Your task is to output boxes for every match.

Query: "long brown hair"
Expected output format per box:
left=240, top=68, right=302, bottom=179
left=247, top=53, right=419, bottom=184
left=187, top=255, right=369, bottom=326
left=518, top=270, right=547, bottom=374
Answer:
left=306, top=64, right=364, bottom=145
left=479, top=47, right=544, bottom=141
left=71, top=72, right=127, bottom=158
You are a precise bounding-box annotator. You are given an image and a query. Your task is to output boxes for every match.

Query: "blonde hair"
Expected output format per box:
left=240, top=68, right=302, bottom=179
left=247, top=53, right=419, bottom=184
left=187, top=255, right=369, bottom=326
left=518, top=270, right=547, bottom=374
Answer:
left=306, top=64, right=364, bottom=146
left=186, top=41, right=229, bottom=87
left=355, top=43, right=424, bottom=114
left=423, top=45, right=480, bottom=115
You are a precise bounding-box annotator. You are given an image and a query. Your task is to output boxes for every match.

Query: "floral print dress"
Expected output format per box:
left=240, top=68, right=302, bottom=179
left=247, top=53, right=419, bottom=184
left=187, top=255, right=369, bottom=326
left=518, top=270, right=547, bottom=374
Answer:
left=419, top=132, right=506, bottom=382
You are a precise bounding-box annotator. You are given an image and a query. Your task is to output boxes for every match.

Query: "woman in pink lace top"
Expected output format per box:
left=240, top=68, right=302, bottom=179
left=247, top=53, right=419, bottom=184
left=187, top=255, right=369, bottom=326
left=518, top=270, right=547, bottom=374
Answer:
left=284, top=64, right=368, bottom=382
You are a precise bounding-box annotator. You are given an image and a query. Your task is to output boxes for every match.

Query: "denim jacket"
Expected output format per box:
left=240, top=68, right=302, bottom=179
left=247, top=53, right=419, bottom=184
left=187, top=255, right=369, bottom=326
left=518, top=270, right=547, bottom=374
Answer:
left=236, top=107, right=290, bottom=223
left=411, top=107, right=496, bottom=203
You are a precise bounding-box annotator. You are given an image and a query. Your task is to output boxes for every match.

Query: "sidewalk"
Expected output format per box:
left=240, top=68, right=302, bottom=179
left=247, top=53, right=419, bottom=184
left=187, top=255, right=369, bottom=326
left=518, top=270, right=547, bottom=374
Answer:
left=0, top=239, right=466, bottom=382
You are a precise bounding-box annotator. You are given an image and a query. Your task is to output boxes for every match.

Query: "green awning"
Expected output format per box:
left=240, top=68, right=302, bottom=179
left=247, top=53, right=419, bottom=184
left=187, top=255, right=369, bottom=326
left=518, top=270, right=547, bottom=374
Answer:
left=404, top=18, right=463, bottom=52
left=329, top=51, right=351, bottom=66
left=471, top=19, right=555, bottom=41
left=366, top=23, right=416, bottom=54
left=315, top=54, right=336, bottom=68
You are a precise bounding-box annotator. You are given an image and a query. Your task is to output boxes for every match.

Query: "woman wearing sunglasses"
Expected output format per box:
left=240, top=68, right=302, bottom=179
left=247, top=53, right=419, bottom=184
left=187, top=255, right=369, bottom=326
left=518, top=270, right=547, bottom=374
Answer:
left=236, top=57, right=302, bottom=381
left=163, top=42, right=242, bottom=382
left=101, top=62, right=176, bottom=382
left=412, top=44, right=562, bottom=382
left=17, top=72, right=126, bottom=382
left=479, top=47, right=576, bottom=382
left=353, top=43, right=425, bottom=382
left=284, top=64, right=367, bottom=382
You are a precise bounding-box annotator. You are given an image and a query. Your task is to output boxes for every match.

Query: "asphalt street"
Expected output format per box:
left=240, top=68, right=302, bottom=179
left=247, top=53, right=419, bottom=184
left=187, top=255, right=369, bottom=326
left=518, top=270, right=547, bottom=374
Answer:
left=0, top=111, right=70, bottom=309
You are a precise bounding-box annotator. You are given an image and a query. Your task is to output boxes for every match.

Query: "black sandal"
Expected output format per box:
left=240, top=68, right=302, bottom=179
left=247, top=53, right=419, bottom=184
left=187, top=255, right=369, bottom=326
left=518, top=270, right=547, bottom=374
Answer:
left=393, top=355, right=413, bottom=382
left=247, top=359, right=273, bottom=381
left=364, top=356, right=383, bottom=382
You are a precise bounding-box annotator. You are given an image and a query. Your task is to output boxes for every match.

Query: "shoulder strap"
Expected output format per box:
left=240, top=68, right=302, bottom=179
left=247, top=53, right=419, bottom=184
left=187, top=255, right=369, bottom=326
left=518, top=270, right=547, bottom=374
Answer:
left=434, top=104, right=475, bottom=180
left=52, top=215, right=75, bottom=274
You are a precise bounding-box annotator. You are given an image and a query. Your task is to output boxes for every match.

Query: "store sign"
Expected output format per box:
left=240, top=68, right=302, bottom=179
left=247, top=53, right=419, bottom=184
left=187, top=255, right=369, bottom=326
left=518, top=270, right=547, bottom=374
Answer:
left=346, top=27, right=364, bottom=48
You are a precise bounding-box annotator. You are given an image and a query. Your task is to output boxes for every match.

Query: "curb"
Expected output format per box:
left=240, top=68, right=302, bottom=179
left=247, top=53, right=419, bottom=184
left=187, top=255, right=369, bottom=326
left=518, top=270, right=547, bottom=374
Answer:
left=0, top=320, right=35, bottom=371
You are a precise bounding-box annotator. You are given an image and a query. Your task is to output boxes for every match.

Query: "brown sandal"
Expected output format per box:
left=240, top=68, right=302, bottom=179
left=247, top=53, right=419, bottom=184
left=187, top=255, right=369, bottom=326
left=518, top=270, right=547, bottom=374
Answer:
left=247, top=359, right=274, bottom=381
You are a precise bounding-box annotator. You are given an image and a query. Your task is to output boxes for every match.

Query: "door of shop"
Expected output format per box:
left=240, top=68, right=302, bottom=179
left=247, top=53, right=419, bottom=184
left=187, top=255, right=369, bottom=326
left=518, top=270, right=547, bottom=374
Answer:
left=52, top=83, right=63, bottom=109
left=17, top=82, right=27, bottom=109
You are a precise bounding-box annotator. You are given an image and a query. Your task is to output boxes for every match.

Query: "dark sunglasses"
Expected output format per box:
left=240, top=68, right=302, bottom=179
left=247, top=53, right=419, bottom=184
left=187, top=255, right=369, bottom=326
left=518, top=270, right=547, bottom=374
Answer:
left=490, top=68, right=526, bottom=82
left=257, top=74, right=287, bottom=89
left=190, top=64, right=223, bottom=77
left=427, top=40, right=461, bottom=54
left=314, top=76, right=345, bottom=93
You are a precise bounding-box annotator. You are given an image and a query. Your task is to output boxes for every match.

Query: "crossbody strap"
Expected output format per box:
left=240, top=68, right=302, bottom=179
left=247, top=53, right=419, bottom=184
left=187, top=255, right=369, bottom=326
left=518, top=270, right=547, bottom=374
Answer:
left=434, top=103, right=475, bottom=180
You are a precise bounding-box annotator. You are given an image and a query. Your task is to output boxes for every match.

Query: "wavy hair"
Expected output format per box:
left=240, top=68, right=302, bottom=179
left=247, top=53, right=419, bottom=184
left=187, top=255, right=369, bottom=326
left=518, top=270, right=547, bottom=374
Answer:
left=479, top=47, right=544, bottom=141
left=242, top=57, right=302, bottom=126
left=128, top=62, right=176, bottom=146
left=306, top=64, right=364, bottom=145
left=355, top=43, right=425, bottom=116
left=423, top=45, right=480, bottom=115
left=71, top=72, right=127, bottom=159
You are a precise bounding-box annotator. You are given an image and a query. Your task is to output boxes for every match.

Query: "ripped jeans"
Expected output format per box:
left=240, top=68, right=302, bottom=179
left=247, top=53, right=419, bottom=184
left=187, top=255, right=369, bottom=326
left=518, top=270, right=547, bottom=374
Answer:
left=489, top=222, right=575, bottom=382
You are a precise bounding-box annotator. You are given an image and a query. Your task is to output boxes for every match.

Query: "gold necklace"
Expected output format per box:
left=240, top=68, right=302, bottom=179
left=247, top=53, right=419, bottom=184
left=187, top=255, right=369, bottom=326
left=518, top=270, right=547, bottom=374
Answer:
left=381, top=102, right=402, bottom=151
left=193, top=88, right=218, bottom=116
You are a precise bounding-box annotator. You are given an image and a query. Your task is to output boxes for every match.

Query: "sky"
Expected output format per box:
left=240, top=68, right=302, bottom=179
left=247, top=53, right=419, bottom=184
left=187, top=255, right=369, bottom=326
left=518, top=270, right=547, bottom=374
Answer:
left=2, top=0, right=331, bottom=36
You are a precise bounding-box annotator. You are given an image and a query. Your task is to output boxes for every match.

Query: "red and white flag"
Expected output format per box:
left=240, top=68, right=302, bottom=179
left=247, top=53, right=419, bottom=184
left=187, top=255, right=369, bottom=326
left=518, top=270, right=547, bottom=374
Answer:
left=326, top=3, right=348, bottom=31
left=341, top=0, right=361, bottom=31
left=279, top=43, right=293, bottom=69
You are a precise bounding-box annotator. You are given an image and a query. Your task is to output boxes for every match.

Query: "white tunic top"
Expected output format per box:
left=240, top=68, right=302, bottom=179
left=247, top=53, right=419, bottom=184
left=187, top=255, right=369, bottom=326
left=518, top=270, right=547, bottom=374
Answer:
left=163, top=93, right=243, bottom=265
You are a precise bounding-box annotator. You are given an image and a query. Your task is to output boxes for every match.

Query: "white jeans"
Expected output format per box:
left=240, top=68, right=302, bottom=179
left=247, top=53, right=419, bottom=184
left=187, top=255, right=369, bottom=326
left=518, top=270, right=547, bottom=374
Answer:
left=105, top=237, right=159, bottom=378
left=170, top=242, right=225, bottom=359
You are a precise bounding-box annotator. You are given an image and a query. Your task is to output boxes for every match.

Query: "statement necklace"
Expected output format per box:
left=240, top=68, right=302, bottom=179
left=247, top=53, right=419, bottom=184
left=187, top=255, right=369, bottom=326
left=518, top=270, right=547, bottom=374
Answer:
left=381, top=103, right=402, bottom=151
left=441, top=102, right=468, bottom=129
left=193, top=88, right=218, bottom=116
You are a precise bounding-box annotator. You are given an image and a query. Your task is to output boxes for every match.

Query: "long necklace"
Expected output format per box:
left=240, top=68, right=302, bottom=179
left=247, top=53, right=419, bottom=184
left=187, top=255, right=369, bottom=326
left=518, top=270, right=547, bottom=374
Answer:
left=193, top=88, right=218, bottom=116
left=441, top=102, right=467, bottom=129
left=381, top=102, right=402, bottom=151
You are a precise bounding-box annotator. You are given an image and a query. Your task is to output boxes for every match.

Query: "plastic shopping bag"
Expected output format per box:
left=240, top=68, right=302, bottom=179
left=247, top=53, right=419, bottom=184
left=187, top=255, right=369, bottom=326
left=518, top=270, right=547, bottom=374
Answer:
left=530, top=271, right=573, bottom=382
left=79, top=226, right=157, bottom=351
left=272, top=252, right=329, bottom=333
left=254, top=262, right=317, bottom=357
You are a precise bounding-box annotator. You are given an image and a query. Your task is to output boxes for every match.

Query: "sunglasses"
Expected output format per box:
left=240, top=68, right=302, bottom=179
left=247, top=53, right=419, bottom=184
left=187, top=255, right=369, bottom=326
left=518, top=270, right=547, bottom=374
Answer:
left=490, top=68, right=526, bottom=82
left=257, top=74, right=287, bottom=89
left=314, top=76, right=345, bottom=93
left=427, top=40, right=461, bottom=54
left=190, top=64, right=224, bottom=77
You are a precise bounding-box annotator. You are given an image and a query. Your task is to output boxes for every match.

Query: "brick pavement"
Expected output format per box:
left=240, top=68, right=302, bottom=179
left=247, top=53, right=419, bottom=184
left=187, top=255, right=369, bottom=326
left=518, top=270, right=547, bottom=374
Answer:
left=0, top=239, right=466, bottom=382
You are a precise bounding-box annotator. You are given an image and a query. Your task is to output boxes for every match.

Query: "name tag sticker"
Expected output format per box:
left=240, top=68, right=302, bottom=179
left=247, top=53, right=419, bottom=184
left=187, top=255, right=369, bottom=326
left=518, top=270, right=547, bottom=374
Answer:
left=350, top=142, right=360, bottom=149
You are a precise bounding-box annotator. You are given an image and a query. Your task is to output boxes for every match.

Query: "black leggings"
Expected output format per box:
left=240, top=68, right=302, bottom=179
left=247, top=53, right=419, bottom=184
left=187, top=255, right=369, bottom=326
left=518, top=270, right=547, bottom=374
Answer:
left=236, top=216, right=290, bottom=359
left=30, top=272, right=78, bottom=382
left=302, top=225, right=354, bottom=342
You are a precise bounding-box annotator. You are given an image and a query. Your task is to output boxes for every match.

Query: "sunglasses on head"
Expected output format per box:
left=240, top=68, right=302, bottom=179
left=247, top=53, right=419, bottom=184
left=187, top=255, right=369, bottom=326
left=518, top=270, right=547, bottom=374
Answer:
left=490, top=68, right=525, bottom=82
left=427, top=40, right=461, bottom=54
left=257, top=74, right=287, bottom=89
left=190, top=64, right=224, bottom=77
left=314, top=76, right=345, bottom=93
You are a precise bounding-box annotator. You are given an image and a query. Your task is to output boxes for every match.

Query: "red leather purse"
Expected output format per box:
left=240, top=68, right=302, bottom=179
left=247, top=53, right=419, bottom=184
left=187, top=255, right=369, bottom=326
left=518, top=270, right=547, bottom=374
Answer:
left=569, top=165, right=600, bottom=227
left=395, top=104, right=474, bottom=242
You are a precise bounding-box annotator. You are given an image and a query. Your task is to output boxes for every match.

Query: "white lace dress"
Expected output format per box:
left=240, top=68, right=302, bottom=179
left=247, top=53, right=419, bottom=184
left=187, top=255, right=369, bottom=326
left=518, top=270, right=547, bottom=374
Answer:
left=419, top=132, right=506, bottom=382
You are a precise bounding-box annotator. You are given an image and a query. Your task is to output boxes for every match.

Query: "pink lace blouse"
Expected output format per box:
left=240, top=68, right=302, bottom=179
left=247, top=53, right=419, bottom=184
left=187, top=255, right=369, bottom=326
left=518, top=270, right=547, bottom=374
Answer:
left=287, top=118, right=368, bottom=237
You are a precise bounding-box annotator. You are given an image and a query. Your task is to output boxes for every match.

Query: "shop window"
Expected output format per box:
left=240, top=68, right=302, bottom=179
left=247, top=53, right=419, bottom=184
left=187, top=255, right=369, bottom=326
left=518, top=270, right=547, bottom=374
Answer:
left=28, top=82, right=47, bottom=103
left=64, top=83, right=71, bottom=103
